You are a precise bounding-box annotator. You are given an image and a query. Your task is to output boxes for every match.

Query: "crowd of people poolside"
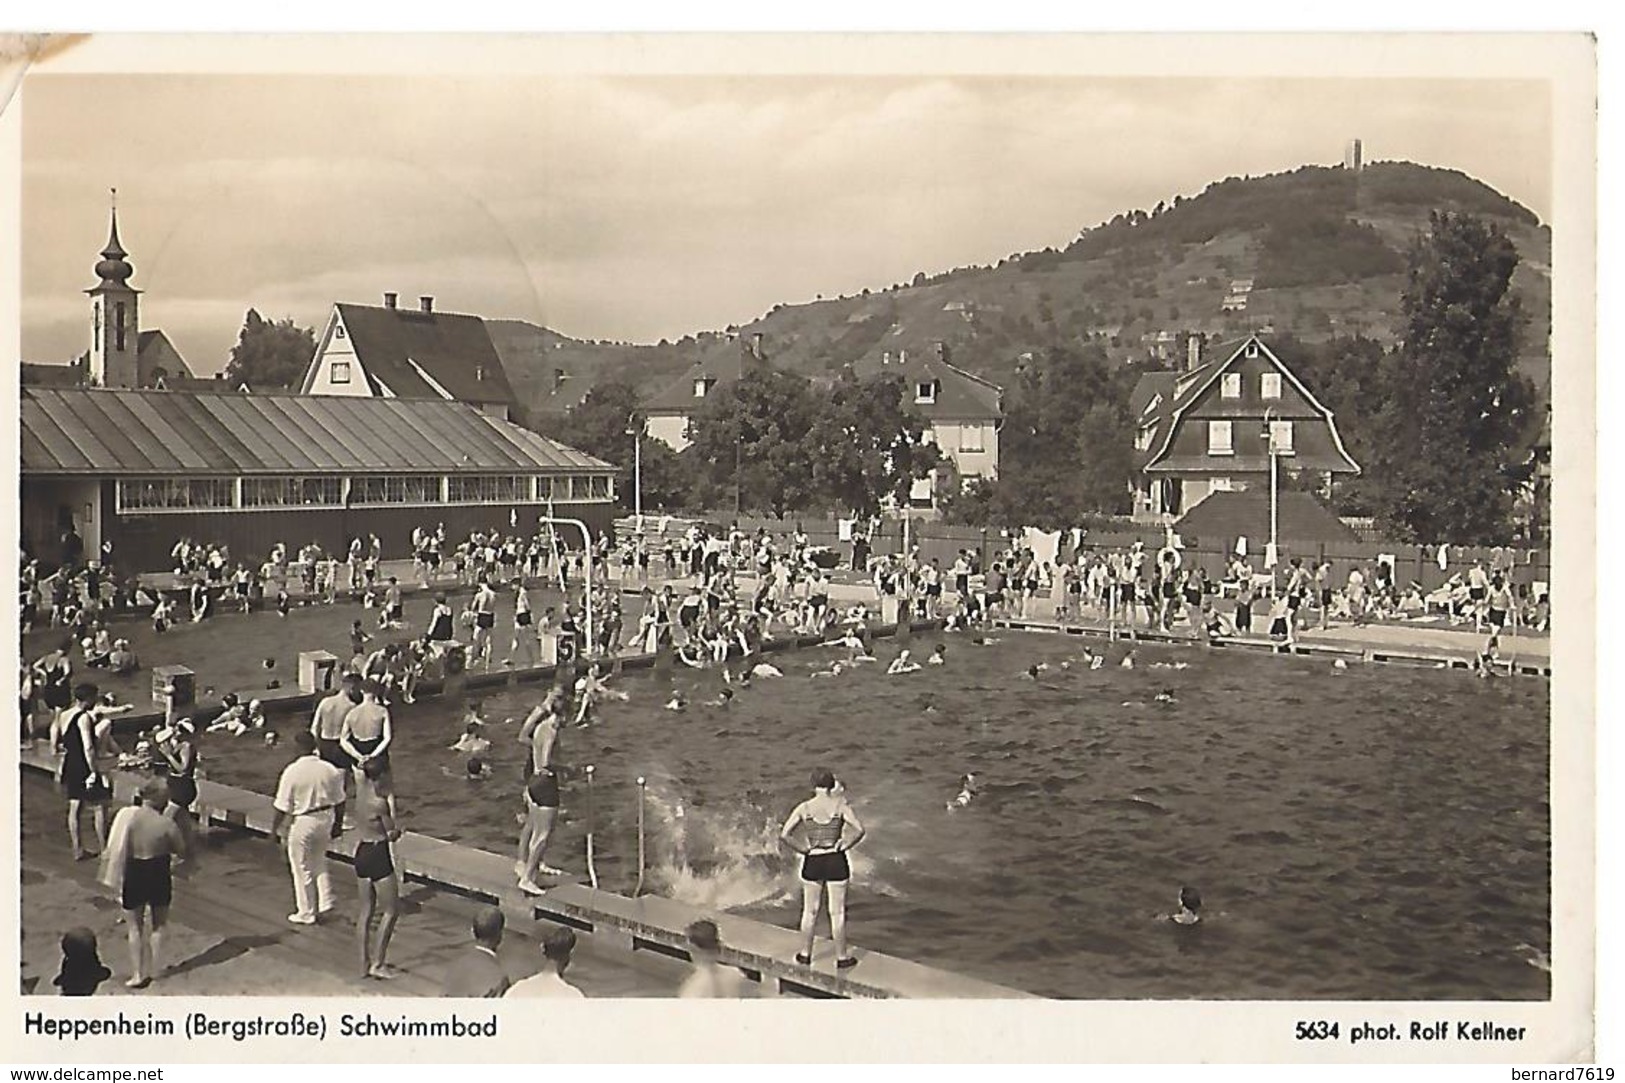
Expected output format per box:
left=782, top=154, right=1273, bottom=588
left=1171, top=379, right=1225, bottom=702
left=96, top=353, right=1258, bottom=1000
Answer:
left=26, top=516, right=1546, bottom=998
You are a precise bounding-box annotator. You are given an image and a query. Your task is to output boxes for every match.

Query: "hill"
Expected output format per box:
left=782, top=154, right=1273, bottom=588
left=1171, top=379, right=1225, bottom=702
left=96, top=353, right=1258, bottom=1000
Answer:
left=490, top=160, right=1551, bottom=417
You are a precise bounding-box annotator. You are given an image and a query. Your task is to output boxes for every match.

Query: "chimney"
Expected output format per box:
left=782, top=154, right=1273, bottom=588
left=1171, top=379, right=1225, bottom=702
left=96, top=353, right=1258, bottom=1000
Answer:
left=383, top=292, right=398, bottom=309
left=419, top=296, right=434, bottom=313
left=936, top=341, right=951, bottom=364
left=1186, top=336, right=1200, bottom=371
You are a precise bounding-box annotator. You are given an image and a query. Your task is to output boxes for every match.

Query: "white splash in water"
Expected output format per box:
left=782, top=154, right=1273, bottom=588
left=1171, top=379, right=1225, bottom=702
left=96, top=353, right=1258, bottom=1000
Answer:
left=637, top=777, right=905, bottom=910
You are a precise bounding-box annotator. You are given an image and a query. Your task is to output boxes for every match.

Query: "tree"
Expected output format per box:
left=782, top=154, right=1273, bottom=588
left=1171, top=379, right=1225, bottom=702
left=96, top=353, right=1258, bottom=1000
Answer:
left=223, top=309, right=316, bottom=390
left=1367, top=212, right=1538, bottom=543
left=685, top=369, right=821, bottom=518
left=536, top=379, right=691, bottom=510
left=807, top=371, right=942, bottom=518
left=942, top=342, right=1137, bottom=529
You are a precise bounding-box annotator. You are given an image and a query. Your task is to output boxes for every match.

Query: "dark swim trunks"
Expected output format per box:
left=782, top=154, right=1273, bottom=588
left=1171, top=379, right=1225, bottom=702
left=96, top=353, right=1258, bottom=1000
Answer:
left=354, top=839, right=395, bottom=881
left=525, top=769, right=561, bottom=809
left=122, top=855, right=173, bottom=911
left=476, top=612, right=496, bottom=630
left=317, top=736, right=354, bottom=770
left=801, top=851, right=850, bottom=884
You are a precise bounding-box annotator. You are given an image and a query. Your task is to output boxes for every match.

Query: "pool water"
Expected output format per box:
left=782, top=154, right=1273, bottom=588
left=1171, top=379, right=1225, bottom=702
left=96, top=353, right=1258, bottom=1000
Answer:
left=198, top=630, right=1550, bottom=1000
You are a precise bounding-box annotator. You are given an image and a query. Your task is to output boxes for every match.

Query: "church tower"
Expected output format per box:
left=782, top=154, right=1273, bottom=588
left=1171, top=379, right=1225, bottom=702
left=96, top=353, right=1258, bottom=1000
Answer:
left=85, top=189, right=140, bottom=389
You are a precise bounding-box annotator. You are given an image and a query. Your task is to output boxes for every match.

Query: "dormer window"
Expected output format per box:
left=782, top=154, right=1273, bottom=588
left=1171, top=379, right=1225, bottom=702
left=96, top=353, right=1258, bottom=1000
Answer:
left=1221, top=373, right=1241, bottom=399
left=693, top=377, right=714, bottom=399
left=916, top=381, right=936, bottom=404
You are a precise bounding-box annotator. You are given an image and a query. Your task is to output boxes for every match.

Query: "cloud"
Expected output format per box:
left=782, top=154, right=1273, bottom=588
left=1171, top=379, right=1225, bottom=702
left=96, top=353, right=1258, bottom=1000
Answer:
left=22, top=72, right=1551, bottom=367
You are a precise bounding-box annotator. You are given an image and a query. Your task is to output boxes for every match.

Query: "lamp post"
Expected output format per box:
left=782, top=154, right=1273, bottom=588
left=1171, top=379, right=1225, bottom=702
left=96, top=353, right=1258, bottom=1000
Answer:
left=1262, top=408, right=1279, bottom=568
left=625, top=414, right=644, bottom=528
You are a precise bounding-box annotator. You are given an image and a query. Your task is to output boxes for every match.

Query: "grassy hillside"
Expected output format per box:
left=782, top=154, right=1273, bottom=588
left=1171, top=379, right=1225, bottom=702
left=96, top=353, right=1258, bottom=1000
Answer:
left=490, top=160, right=1551, bottom=416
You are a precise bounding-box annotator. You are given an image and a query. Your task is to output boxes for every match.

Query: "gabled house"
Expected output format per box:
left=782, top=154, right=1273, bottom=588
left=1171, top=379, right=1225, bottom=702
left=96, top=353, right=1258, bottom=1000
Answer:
left=301, top=293, right=518, bottom=421
left=851, top=343, right=1003, bottom=506
left=1131, top=334, right=1360, bottom=519
left=642, top=338, right=1003, bottom=511
left=641, top=333, right=768, bottom=451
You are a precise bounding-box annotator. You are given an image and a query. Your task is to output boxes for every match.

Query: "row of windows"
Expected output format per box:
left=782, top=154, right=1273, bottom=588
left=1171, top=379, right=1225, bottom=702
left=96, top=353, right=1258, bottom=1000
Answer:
left=117, top=474, right=616, bottom=513
left=1207, top=420, right=1294, bottom=456
left=117, top=478, right=237, bottom=511
left=1221, top=371, right=1283, bottom=400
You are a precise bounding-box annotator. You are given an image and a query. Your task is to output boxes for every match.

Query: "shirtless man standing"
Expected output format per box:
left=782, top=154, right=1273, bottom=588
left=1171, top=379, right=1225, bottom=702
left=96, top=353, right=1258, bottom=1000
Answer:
left=311, top=674, right=362, bottom=830
left=340, top=680, right=393, bottom=791
left=516, top=689, right=566, bottom=895
left=470, top=578, right=498, bottom=670
left=115, top=778, right=187, bottom=988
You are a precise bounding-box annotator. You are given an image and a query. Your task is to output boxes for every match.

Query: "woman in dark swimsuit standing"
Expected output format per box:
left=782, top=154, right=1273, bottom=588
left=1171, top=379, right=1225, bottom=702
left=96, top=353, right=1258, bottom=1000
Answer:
left=781, top=768, right=866, bottom=970
left=55, top=683, right=111, bottom=860
left=354, top=758, right=403, bottom=980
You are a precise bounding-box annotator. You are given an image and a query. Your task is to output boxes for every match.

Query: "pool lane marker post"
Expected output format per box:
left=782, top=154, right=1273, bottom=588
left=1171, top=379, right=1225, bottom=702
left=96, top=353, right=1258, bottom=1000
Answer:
left=635, top=775, right=647, bottom=898
left=585, top=764, right=600, bottom=889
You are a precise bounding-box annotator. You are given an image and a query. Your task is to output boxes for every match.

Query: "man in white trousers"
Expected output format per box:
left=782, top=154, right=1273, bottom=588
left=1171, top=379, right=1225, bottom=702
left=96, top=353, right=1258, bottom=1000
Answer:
left=270, top=730, right=347, bottom=925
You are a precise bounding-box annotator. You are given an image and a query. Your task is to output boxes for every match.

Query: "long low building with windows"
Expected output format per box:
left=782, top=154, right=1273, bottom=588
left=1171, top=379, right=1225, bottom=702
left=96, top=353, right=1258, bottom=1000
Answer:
left=21, top=387, right=620, bottom=572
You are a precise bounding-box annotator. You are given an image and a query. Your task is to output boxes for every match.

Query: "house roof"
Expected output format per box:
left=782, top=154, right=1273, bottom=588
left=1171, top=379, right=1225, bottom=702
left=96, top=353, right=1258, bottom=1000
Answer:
left=850, top=352, right=1002, bottom=421
left=20, top=362, right=84, bottom=389
left=1176, top=489, right=1358, bottom=545
left=642, top=348, right=750, bottom=414
left=21, top=387, right=613, bottom=476
left=321, top=303, right=517, bottom=407
left=1138, top=335, right=1360, bottom=475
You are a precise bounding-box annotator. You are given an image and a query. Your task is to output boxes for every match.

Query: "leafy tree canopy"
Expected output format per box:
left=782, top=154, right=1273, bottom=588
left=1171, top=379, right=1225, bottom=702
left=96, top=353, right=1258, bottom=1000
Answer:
left=223, top=309, right=316, bottom=390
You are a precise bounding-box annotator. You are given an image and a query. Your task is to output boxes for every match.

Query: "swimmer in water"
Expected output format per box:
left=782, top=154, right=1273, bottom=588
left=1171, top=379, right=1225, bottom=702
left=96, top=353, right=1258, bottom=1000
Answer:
left=705, top=688, right=735, bottom=708
left=946, top=773, right=978, bottom=810
left=1170, top=886, right=1202, bottom=926
left=927, top=644, right=946, bottom=666
left=810, top=660, right=845, bottom=679
left=751, top=661, right=784, bottom=679
left=450, top=723, right=490, bottom=755
left=1120, top=650, right=1137, bottom=670
left=887, top=649, right=921, bottom=675
left=1154, top=689, right=1177, bottom=705
left=466, top=756, right=492, bottom=781
left=665, top=691, right=687, bottom=712
left=1022, top=662, right=1050, bottom=680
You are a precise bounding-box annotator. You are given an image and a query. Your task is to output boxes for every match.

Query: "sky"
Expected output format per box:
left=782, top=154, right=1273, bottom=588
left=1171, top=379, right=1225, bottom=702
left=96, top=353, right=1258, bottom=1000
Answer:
left=21, top=73, right=1551, bottom=373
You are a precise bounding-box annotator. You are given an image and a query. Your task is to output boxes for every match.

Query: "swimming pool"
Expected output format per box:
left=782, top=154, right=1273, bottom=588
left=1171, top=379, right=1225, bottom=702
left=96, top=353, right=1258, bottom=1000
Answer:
left=197, top=629, right=1550, bottom=999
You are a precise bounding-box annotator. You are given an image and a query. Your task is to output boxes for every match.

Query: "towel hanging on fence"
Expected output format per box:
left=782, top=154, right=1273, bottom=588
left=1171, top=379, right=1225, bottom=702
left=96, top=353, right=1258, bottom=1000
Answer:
left=1437, top=544, right=1450, bottom=571
left=1235, top=536, right=1248, bottom=558
left=838, top=519, right=855, bottom=542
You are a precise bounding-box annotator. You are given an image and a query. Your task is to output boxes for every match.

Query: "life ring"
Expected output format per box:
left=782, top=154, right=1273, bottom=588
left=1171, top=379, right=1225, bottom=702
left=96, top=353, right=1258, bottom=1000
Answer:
left=1157, top=546, right=1182, bottom=571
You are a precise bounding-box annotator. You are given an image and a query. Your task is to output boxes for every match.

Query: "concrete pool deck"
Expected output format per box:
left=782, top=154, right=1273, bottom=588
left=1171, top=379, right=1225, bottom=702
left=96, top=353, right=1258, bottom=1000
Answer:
left=17, top=748, right=1034, bottom=1000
